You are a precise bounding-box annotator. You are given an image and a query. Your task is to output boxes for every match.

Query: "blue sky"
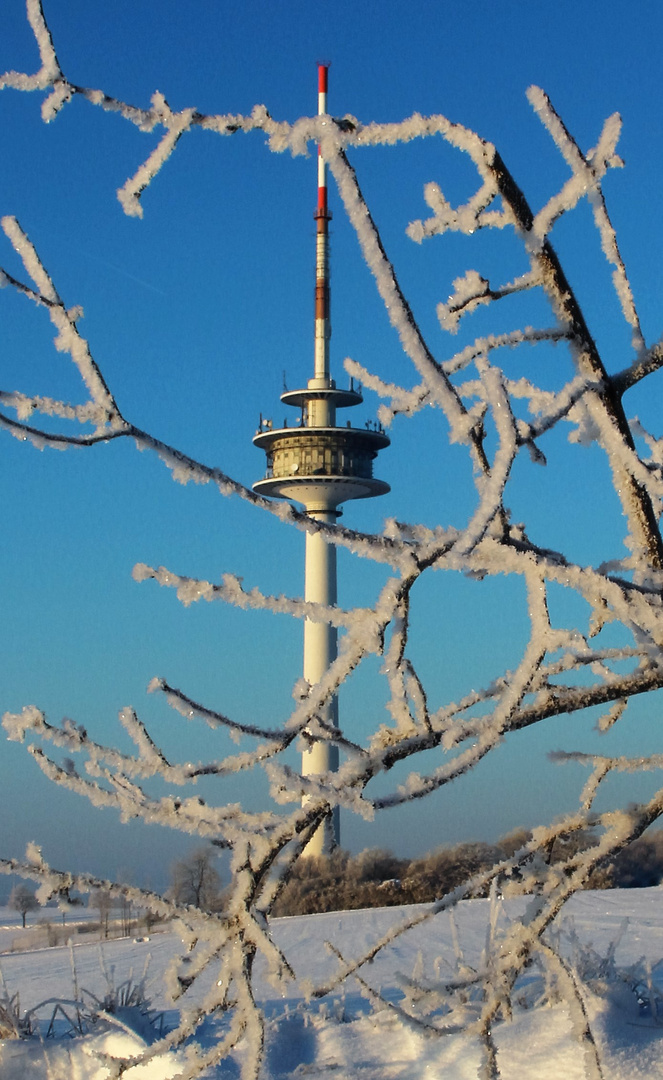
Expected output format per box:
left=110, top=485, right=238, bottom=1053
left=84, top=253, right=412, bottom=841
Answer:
left=2, top=0, right=663, bottom=894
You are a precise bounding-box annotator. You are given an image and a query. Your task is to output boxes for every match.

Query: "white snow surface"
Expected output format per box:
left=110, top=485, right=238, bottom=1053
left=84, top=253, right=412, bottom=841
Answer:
left=0, top=889, right=661, bottom=1079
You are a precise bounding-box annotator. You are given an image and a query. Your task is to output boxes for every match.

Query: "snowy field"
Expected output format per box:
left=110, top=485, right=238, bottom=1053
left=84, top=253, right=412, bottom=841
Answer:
left=0, top=889, right=662, bottom=1079
left=0, top=902, right=107, bottom=953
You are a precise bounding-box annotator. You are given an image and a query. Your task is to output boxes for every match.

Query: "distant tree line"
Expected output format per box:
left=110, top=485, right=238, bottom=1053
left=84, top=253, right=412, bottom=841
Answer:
left=10, top=832, right=662, bottom=930
left=5, top=882, right=157, bottom=942
left=271, top=829, right=663, bottom=917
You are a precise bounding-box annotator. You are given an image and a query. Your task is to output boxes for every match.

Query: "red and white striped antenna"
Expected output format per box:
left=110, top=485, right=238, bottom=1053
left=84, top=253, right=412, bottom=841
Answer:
left=313, top=63, right=331, bottom=384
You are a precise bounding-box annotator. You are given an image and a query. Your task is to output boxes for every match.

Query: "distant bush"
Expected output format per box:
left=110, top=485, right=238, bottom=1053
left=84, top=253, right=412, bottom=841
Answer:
left=608, top=829, right=663, bottom=888
left=274, top=841, right=502, bottom=916
left=403, top=842, right=502, bottom=903
left=519, top=826, right=663, bottom=890
left=272, top=829, right=663, bottom=916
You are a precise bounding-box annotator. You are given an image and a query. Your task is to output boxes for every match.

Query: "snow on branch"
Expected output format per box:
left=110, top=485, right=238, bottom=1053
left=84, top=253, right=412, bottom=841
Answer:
left=0, top=0, right=62, bottom=94
left=437, top=269, right=538, bottom=334
left=0, top=217, right=127, bottom=448
left=117, top=97, right=197, bottom=218
left=343, top=356, right=429, bottom=424
left=613, top=340, right=663, bottom=393
left=528, top=87, right=642, bottom=349
left=328, top=147, right=478, bottom=448
left=133, top=562, right=372, bottom=630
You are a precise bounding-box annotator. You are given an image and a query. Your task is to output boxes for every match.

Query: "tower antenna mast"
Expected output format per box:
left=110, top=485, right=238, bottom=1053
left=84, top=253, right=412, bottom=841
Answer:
left=314, top=63, right=331, bottom=385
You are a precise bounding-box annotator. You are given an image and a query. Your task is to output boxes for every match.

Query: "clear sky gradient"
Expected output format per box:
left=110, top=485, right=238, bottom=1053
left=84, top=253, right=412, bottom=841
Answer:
left=1, top=0, right=663, bottom=893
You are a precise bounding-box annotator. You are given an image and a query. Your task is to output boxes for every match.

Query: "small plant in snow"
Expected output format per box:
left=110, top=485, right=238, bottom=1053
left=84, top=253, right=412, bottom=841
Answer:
left=553, top=916, right=663, bottom=1024
left=78, top=960, right=167, bottom=1044
left=6, top=946, right=167, bottom=1045
left=0, top=977, right=32, bottom=1041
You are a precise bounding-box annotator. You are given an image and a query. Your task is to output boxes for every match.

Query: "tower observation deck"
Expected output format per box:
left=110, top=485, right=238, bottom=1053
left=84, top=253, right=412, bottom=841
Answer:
left=253, top=65, right=390, bottom=855
left=253, top=383, right=389, bottom=510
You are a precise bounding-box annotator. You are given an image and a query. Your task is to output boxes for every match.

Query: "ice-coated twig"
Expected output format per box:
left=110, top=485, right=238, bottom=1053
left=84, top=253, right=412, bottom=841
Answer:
left=328, top=148, right=491, bottom=465
left=0, top=0, right=62, bottom=94
left=1, top=217, right=122, bottom=430
left=117, top=100, right=197, bottom=218
left=133, top=563, right=370, bottom=629
left=437, top=269, right=539, bottom=334
left=528, top=86, right=641, bottom=352
left=612, top=340, right=663, bottom=394
left=148, top=678, right=291, bottom=744
left=0, top=847, right=189, bottom=928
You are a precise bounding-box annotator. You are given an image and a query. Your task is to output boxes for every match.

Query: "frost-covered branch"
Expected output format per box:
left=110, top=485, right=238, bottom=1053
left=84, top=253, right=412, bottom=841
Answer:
left=133, top=563, right=372, bottom=630
left=1, top=216, right=124, bottom=436
left=0, top=0, right=62, bottom=94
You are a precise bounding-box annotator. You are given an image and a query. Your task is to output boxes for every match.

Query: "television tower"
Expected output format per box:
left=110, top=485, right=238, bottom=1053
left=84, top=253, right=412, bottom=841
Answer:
left=253, top=65, right=390, bottom=855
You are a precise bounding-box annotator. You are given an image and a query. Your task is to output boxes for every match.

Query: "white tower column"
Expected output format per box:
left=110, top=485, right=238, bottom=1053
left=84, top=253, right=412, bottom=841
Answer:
left=302, top=506, right=340, bottom=855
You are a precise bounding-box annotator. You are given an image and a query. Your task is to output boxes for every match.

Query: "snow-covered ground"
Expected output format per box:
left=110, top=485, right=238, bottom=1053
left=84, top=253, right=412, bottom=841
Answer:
left=0, top=889, right=662, bottom=1078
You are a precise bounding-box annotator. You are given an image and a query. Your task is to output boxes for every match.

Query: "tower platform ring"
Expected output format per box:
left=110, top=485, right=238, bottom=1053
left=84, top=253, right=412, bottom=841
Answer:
left=253, top=474, right=390, bottom=506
